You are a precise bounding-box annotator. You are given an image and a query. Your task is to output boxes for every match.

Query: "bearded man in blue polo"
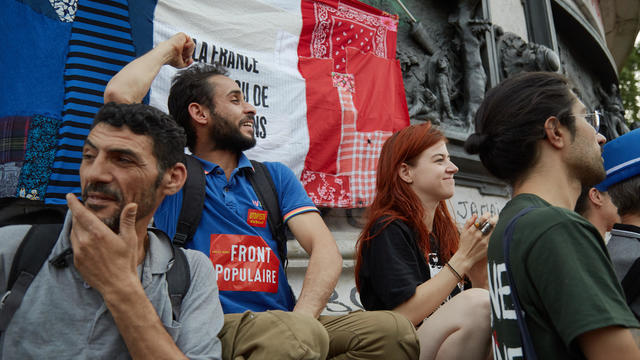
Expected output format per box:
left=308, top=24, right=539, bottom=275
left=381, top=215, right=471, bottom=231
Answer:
left=105, top=32, right=419, bottom=360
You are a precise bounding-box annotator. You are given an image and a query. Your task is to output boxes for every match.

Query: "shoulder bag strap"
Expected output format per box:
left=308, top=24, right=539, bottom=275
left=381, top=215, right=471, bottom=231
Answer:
left=503, top=206, right=538, bottom=360
left=149, top=228, right=191, bottom=321
left=246, top=160, right=287, bottom=268
left=174, top=154, right=206, bottom=247
left=0, top=223, right=62, bottom=331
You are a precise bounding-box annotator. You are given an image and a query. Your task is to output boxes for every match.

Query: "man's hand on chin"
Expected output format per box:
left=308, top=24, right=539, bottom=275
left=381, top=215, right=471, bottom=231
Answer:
left=66, top=193, right=141, bottom=297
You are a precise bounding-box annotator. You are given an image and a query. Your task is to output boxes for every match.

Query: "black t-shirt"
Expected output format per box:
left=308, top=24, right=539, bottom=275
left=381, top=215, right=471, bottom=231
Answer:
left=358, top=218, right=461, bottom=311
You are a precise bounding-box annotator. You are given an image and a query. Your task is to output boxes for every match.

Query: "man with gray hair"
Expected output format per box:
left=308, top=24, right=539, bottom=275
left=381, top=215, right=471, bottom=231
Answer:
left=597, top=128, right=640, bottom=319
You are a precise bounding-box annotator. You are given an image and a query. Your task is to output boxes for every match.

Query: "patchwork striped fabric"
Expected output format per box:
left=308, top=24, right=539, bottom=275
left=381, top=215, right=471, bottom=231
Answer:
left=46, top=0, right=136, bottom=204
left=4, top=0, right=406, bottom=208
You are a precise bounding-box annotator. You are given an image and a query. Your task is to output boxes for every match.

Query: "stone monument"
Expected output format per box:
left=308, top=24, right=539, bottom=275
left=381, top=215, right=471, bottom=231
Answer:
left=288, top=0, right=635, bottom=315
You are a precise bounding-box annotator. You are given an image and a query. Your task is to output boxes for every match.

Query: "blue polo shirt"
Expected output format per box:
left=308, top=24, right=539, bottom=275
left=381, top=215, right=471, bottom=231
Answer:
left=154, top=154, right=319, bottom=314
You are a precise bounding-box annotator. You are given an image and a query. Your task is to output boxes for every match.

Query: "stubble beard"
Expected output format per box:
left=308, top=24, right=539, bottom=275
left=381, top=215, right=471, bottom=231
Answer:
left=82, top=182, right=157, bottom=233
left=567, top=146, right=606, bottom=188
left=578, top=160, right=606, bottom=188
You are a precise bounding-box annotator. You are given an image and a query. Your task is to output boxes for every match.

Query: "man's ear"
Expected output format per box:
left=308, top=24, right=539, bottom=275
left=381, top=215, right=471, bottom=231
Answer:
left=188, top=103, right=209, bottom=126
left=398, top=163, right=413, bottom=184
left=543, top=116, right=567, bottom=149
left=588, top=188, right=604, bottom=208
left=161, top=162, right=187, bottom=196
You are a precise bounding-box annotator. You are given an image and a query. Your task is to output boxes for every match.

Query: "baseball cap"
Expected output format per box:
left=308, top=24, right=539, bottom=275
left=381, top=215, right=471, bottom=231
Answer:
left=596, top=128, right=640, bottom=191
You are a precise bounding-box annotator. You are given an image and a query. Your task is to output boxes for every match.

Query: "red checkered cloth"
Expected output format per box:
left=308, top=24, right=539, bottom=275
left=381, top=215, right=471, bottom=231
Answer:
left=299, top=0, right=407, bottom=208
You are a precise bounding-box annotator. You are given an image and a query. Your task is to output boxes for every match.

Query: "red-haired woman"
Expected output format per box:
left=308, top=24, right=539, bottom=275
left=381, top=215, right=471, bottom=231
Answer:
left=355, top=123, right=495, bottom=359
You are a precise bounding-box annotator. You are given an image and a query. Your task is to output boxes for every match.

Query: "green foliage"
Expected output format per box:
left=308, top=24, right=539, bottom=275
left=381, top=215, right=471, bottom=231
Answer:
left=619, top=40, right=640, bottom=126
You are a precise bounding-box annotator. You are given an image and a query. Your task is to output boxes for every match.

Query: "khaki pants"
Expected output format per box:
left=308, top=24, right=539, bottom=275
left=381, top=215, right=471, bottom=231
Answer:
left=219, top=310, right=419, bottom=360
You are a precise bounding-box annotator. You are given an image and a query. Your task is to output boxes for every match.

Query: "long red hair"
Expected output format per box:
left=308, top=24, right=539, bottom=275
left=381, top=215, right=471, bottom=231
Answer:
left=355, top=122, right=459, bottom=291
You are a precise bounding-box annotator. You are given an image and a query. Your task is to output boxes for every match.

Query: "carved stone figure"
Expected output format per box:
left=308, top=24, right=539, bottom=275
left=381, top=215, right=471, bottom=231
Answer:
left=400, top=46, right=444, bottom=122
left=399, top=48, right=439, bottom=121
left=495, top=26, right=560, bottom=78
left=436, top=57, right=454, bottom=120
left=597, top=83, right=630, bottom=140
left=450, top=0, right=490, bottom=129
left=398, top=48, right=423, bottom=112
left=413, top=87, right=440, bottom=122
left=431, top=54, right=456, bottom=122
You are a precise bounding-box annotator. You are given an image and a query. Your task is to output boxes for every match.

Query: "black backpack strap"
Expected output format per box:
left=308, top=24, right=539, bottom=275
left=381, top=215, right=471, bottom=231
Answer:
left=167, top=247, right=190, bottom=321
left=0, top=223, right=62, bottom=331
left=246, top=160, right=288, bottom=268
left=174, top=155, right=206, bottom=247
left=621, top=257, right=640, bottom=306
left=503, top=206, right=538, bottom=360
left=0, top=199, right=67, bottom=227
left=149, top=228, right=191, bottom=321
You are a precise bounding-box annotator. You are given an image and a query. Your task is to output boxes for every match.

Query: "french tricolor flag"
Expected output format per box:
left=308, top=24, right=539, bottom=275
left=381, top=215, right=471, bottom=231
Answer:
left=149, top=0, right=409, bottom=208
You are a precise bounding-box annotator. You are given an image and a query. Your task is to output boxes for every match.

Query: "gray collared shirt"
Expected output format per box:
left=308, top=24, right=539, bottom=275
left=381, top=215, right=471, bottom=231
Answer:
left=0, top=212, right=223, bottom=359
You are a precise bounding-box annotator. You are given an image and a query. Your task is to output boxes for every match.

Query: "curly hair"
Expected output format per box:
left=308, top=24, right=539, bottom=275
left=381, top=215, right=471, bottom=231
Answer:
left=92, top=102, right=186, bottom=173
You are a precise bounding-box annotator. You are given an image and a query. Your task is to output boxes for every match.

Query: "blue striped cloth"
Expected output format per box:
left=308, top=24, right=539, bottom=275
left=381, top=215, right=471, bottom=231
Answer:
left=46, top=0, right=136, bottom=204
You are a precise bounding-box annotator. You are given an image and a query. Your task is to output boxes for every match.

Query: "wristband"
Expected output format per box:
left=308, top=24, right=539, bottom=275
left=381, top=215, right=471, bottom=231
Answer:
left=446, top=262, right=463, bottom=282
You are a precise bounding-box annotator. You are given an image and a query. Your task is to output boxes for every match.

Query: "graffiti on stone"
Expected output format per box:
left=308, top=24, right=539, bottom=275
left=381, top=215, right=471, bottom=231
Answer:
left=324, top=287, right=365, bottom=313
left=453, top=199, right=503, bottom=222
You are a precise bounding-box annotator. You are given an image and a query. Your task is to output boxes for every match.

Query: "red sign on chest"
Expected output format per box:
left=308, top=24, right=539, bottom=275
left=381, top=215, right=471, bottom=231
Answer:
left=247, top=209, right=268, bottom=227
left=210, top=234, right=280, bottom=293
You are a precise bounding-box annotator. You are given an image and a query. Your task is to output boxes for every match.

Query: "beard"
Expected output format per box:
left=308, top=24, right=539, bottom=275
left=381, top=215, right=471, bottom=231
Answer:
left=81, top=182, right=157, bottom=233
left=208, top=111, right=256, bottom=152
left=574, top=160, right=606, bottom=188
left=567, top=144, right=606, bottom=188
